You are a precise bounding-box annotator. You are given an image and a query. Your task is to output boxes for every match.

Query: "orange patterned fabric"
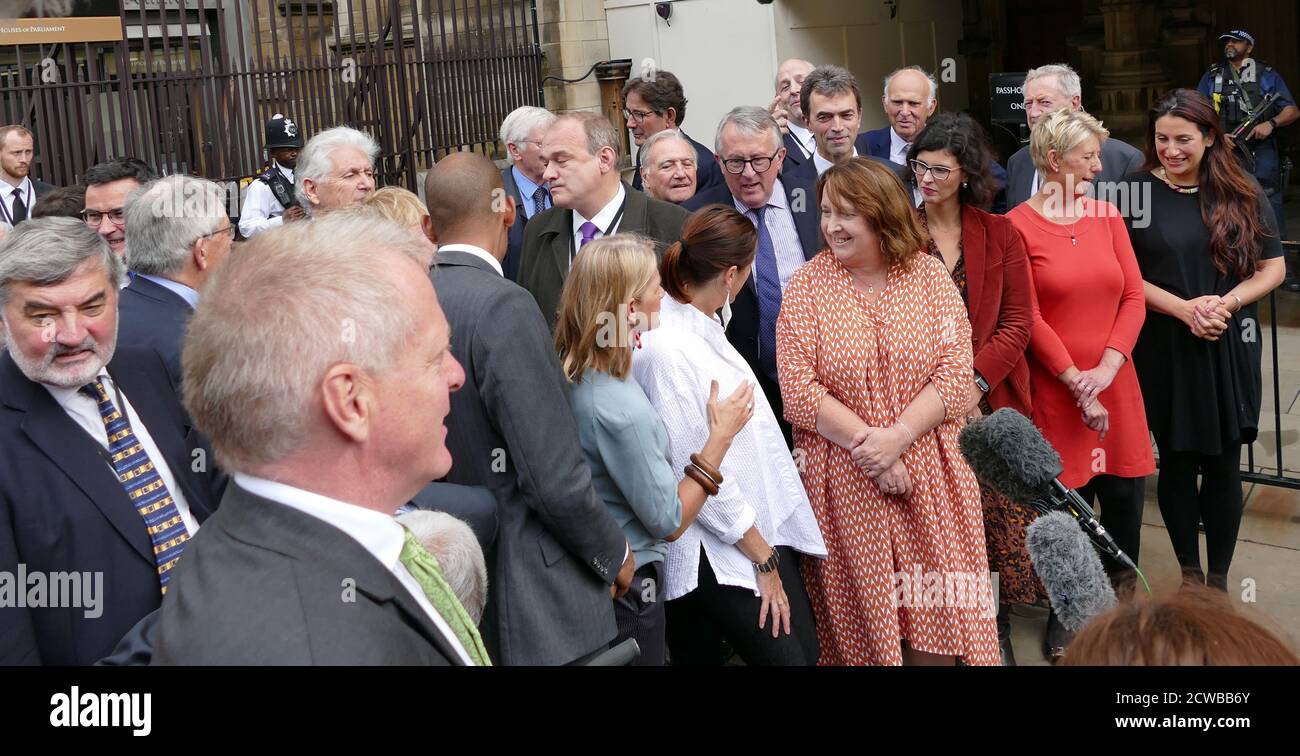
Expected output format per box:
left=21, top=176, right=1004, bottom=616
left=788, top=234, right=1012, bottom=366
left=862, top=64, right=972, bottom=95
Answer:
left=776, top=250, right=1000, bottom=666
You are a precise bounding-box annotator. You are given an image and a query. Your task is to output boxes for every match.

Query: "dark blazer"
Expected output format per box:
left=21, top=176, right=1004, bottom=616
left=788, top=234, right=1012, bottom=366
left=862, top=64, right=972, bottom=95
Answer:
left=781, top=131, right=810, bottom=174
left=432, top=249, right=629, bottom=665
left=117, top=275, right=193, bottom=394
left=1005, top=137, right=1144, bottom=209
left=632, top=130, right=725, bottom=196
left=32, top=179, right=57, bottom=205
left=0, top=347, right=222, bottom=665
left=518, top=183, right=689, bottom=330
left=500, top=165, right=533, bottom=282
left=783, top=146, right=908, bottom=185
left=151, top=483, right=463, bottom=665
left=860, top=127, right=893, bottom=160
left=683, top=175, right=821, bottom=445
left=956, top=204, right=1034, bottom=415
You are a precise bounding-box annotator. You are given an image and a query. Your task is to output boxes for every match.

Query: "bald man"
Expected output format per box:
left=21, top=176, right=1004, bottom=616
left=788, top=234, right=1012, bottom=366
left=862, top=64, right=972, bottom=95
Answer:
left=861, top=66, right=939, bottom=165
left=424, top=153, right=634, bottom=666
left=772, top=58, right=817, bottom=174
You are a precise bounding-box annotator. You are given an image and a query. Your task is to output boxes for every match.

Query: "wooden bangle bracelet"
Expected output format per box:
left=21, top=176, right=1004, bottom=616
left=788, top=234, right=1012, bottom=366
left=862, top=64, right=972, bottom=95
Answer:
left=689, top=453, right=723, bottom=486
left=684, top=464, right=720, bottom=496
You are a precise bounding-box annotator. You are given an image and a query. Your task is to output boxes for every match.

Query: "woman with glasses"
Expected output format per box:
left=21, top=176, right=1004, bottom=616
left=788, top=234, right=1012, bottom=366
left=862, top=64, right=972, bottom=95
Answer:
left=904, top=112, right=1037, bottom=666
left=1007, top=108, right=1154, bottom=660
left=634, top=205, right=827, bottom=666
left=621, top=70, right=725, bottom=197
left=1125, top=90, right=1284, bottom=591
left=777, top=157, right=1000, bottom=666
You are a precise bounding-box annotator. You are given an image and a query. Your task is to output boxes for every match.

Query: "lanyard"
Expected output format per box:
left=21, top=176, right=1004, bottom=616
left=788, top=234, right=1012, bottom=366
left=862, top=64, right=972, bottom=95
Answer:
left=0, top=181, right=34, bottom=227
left=1226, top=60, right=1257, bottom=114
left=569, top=197, right=627, bottom=263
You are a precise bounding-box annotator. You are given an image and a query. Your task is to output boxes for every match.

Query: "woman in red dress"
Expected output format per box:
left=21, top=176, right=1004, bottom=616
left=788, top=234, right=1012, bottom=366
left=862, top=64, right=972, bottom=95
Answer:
left=1006, top=107, right=1155, bottom=659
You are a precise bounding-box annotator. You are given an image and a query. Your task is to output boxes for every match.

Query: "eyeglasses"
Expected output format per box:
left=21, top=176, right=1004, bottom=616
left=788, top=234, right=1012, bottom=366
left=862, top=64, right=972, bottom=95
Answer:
left=81, top=208, right=126, bottom=227
left=198, top=223, right=235, bottom=242
left=909, top=159, right=954, bottom=181
left=623, top=108, right=657, bottom=124
left=721, top=150, right=781, bottom=175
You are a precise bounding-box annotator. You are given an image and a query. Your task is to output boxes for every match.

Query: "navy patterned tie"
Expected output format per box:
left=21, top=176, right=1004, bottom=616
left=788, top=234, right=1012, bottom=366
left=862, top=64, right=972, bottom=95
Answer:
left=750, top=207, right=782, bottom=382
left=79, top=378, right=190, bottom=593
left=531, top=185, right=547, bottom=217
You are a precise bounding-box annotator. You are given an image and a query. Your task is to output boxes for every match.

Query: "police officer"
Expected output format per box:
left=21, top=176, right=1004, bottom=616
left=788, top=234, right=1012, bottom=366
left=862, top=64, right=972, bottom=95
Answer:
left=238, top=114, right=306, bottom=239
left=1198, top=29, right=1298, bottom=285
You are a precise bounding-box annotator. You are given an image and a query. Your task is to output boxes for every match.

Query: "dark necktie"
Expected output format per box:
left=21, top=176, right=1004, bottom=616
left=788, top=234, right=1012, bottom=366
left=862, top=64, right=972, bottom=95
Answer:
left=11, top=187, right=27, bottom=224
left=749, top=207, right=783, bottom=382
left=531, top=186, right=547, bottom=217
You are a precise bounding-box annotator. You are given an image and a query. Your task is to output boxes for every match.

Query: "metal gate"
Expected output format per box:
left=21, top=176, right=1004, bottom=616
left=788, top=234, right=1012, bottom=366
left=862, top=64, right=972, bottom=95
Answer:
left=0, top=0, right=544, bottom=193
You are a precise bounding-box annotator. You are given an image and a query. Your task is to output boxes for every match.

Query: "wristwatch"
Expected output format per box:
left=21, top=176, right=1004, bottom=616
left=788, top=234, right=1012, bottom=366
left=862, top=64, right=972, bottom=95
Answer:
left=753, top=547, right=781, bottom=574
left=974, top=371, right=990, bottom=394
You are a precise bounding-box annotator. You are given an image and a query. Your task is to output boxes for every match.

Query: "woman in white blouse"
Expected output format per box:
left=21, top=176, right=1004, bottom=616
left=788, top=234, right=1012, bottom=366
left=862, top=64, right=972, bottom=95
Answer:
left=633, top=205, right=827, bottom=665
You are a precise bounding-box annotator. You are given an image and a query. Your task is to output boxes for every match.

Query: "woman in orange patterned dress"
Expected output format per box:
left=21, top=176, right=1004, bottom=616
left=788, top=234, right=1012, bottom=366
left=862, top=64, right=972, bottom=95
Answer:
left=776, top=158, right=1000, bottom=666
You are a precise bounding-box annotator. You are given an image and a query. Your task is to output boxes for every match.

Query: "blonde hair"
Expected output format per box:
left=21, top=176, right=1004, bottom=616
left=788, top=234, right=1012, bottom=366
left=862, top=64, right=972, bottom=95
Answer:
left=362, top=186, right=428, bottom=231
left=1030, top=107, right=1109, bottom=174
left=554, top=234, right=658, bottom=382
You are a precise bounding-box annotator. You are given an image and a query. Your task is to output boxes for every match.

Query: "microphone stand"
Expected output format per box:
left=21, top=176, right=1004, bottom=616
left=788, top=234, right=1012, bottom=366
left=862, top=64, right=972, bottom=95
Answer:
left=1029, top=482, right=1152, bottom=595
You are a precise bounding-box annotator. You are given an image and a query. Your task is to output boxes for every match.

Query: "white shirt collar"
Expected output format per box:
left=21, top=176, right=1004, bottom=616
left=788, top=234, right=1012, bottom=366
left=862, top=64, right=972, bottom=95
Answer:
left=437, top=243, right=502, bottom=277
left=732, top=178, right=788, bottom=214
left=233, top=473, right=405, bottom=570
left=889, top=128, right=911, bottom=166
left=44, top=370, right=113, bottom=407
left=661, top=293, right=725, bottom=337
left=273, top=162, right=294, bottom=182
left=3, top=175, right=32, bottom=196
left=137, top=274, right=200, bottom=309
left=813, top=146, right=858, bottom=176
left=787, top=122, right=815, bottom=157
left=572, top=183, right=627, bottom=237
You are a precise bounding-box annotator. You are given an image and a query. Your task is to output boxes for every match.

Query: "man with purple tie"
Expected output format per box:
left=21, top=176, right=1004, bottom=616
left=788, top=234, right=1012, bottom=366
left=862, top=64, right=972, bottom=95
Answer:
left=517, top=112, right=687, bottom=331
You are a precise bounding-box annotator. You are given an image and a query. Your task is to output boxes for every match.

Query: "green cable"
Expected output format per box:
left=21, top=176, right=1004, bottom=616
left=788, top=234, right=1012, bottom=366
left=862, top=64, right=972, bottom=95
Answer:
left=1134, top=566, right=1153, bottom=596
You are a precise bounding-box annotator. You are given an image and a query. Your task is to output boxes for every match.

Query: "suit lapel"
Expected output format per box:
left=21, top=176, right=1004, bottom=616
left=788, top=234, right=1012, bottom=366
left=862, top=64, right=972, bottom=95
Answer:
left=3, top=356, right=156, bottom=566
left=962, top=204, right=987, bottom=316
left=615, top=182, right=647, bottom=234
left=784, top=180, right=821, bottom=259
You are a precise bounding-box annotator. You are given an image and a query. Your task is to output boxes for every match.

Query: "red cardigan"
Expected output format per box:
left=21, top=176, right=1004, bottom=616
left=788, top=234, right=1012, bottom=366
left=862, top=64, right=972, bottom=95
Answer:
left=961, top=204, right=1034, bottom=416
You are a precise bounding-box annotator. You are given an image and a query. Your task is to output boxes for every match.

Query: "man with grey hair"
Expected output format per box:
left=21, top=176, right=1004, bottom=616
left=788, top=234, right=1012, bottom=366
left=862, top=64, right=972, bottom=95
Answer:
left=396, top=510, right=488, bottom=624
left=1006, top=63, right=1142, bottom=208
left=151, top=213, right=485, bottom=666
left=861, top=66, right=939, bottom=165
left=638, top=128, right=698, bottom=204
left=771, top=59, right=817, bottom=174
left=519, top=111, right=687, bottom=330
left=499, top=105, right=556, bottom=280
left=685, top=106, right=819, bottom=445
left=294, top=125, right=378, bottom=217
left=118, top=175, right=234, bottom=392
left=0, top=217, right=223, bottom=665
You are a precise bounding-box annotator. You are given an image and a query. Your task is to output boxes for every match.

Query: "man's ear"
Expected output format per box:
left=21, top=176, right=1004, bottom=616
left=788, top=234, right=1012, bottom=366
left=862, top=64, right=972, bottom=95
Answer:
left=319, top=362, right=374, bottom=445
left=926, top=98, right=938, bottom=116
left=502, top=194, right=517, bottom=230
left=665, top=107, right=678, bottom=128
left=600, top=145, right=619, bottom=174
left=302, top=177, right=320, bottom=206
left=192, top=237, right=209, bottom=271
left=422, top=214, right=437, bottom=245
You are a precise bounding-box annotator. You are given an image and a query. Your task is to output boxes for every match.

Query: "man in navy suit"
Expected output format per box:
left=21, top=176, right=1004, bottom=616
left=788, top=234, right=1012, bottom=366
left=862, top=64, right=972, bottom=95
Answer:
left=498, top=105, right=557, bottom=281
left=860, top=66, right=939, bottom=165
left=0, top=218, right=223, bottom=665
left=783, top=66, right=910, bottom=187
left=685, top=107, right=821, bottom=445
left=623, top=70, right=725, bottom=197
left=118, top=176, right=235, bottom=392
left=0, top=125, right=57, bottom=232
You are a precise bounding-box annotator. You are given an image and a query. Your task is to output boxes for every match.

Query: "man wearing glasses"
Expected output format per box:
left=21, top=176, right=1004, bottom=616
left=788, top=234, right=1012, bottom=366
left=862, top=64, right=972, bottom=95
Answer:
left=81, top=158, right=158, bottom=262
left=684, top=106, right=820, bottom=446
left=117, top=176, right=235, bottom=393
left=622, top=70, right=725, bottom=197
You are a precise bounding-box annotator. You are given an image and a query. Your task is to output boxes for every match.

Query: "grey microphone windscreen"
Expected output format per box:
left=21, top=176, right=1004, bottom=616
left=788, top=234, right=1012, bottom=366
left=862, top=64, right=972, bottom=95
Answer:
left=1026, top=511, right=1117, bottom=632
left=958, top=408, right=1064, bottom=506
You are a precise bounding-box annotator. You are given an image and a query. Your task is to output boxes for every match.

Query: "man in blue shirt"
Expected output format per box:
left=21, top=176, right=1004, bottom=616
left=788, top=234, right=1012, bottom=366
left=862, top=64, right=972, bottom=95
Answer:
left=1198, top=29, right=1298, bottom=285
left=498, top=106, right=557, bottom=281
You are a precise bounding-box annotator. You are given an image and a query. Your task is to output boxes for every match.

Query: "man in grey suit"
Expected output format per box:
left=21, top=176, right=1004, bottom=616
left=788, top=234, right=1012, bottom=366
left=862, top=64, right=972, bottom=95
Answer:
left=425, top=152, right=635, bottom=666
left=518, top=112, right=688, bottom=330
left=1005, top=63, right=1144, bottom=209
left=499, top=105, right=556, bottom=281
left=151, top=213, right=484, bottom=665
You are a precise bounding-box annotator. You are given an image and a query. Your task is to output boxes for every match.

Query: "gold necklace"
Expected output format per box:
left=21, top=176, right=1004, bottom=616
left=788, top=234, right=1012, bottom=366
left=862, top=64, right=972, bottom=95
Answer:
left=1157, top=167, right=1199, bottom=194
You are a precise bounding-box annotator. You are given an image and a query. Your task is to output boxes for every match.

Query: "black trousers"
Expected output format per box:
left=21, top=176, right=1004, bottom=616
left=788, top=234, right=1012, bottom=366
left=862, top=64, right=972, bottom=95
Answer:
left=612, top=561, right=667, bottom=666
left=665, top=546, right=819, bottom=666
left=1154, top=439, right=1244, bottom=581
left=1075, top=474, right=1146, bottom=583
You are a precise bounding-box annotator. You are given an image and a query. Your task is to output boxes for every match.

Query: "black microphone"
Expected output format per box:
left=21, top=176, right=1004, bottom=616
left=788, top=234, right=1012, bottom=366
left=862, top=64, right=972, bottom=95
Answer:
left=1025, top=511, right=1117, bottom=632
left=959, top=408, right=1137, bottom=571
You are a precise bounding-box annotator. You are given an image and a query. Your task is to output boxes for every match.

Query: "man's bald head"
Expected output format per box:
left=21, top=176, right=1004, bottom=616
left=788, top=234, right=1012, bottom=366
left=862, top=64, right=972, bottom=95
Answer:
left=776, top=59, right=817, bottom=128
left=423, top=151, right=507, bottom=239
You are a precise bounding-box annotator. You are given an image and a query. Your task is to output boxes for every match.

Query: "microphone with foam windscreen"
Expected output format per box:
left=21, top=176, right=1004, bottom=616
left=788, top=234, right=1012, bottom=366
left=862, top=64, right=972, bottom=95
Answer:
left=958, top=408, right=1137, bottom=572
left=1025, top=511, right=1117, bottom=632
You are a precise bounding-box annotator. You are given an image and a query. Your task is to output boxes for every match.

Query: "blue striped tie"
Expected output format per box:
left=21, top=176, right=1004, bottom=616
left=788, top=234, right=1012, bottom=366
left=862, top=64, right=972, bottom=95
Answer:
left=750, top=207, right=782, bottom=382
left=79, top=379, right=190, bottom=594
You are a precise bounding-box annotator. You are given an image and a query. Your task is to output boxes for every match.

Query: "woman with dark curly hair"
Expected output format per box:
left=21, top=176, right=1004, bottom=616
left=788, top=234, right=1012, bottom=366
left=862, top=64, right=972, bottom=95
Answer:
left=1124, top=90, right=1284, bottom=591
left=905, top=112, right=1037, bottom=665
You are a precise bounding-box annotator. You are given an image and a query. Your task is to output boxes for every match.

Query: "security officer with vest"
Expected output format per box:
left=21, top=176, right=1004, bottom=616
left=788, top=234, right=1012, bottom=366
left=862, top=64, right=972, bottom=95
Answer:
left=238, top=114, right=306, bottom=239
left=1198, top=29, right=1298, bottom=286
